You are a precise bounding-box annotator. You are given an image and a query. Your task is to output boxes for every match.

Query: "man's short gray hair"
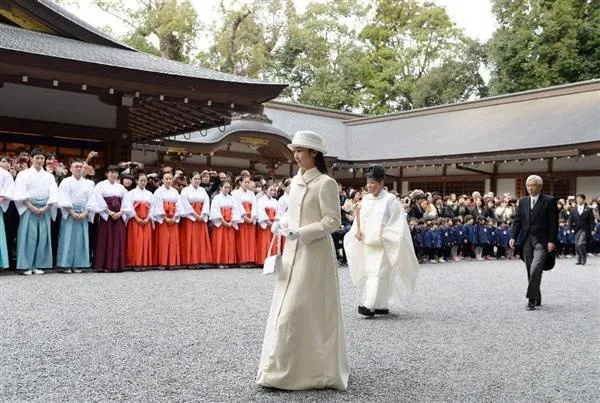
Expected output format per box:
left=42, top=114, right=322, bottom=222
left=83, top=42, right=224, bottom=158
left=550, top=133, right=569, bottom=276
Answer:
left=526, top=175, right=543, bottom=186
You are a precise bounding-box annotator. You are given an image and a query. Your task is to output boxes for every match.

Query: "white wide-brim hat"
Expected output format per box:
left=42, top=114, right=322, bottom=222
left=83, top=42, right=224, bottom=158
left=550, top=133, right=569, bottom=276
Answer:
left=287, top=130, right=326, bottom=154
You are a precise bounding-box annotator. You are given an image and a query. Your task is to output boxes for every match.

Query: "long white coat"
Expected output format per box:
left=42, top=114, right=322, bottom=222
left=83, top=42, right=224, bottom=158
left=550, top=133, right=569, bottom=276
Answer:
left=257, top=167, right=349, bottom=390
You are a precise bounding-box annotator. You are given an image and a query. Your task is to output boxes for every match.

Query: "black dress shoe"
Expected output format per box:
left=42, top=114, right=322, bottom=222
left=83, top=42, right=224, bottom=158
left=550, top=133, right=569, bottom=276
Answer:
left=527, top=300, right=536, bottom=310
left=358, top=305, right=375, bottom=317
left=374, top=309, right=390, bottom=315
left=576, top=261, right=582, bottom=265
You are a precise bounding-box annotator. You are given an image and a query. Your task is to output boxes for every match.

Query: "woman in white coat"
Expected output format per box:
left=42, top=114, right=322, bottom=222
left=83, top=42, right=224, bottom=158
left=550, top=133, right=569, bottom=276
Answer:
left=257, top=130, right=349, bottom=391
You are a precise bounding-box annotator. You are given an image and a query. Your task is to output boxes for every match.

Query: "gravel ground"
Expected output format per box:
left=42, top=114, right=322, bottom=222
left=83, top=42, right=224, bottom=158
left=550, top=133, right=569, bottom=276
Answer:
left=1, top=257, right=598, bottom=402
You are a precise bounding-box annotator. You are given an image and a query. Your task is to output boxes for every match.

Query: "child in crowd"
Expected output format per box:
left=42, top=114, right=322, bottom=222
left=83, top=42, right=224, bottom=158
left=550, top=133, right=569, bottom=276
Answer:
left=462, top=215, right=476, bottom=260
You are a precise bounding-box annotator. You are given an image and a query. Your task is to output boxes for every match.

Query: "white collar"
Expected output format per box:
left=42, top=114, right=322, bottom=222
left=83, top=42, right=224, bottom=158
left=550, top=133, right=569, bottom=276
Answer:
left=300, top=167, right=321, bottom=184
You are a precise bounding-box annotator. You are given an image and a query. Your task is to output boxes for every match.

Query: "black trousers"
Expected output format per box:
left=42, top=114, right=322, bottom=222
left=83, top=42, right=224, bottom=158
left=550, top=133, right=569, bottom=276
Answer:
left=522, top=235, right=546, bottom=303
left=574, top=230, right=587, bottom=264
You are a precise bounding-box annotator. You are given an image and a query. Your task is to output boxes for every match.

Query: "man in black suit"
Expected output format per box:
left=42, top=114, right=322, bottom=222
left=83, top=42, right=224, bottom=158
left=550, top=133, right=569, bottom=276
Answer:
left=509, top=175, right=558, bottom=310
left=568, top=193, right=595, bottom=266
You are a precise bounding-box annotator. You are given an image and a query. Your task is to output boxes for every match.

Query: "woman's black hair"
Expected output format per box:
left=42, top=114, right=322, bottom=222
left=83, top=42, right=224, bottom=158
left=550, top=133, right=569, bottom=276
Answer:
left=30, top=148, right=45, bottom=158
left=314, top=152, right=327, bottom=174
left=106, top=164, right=120, bottom=173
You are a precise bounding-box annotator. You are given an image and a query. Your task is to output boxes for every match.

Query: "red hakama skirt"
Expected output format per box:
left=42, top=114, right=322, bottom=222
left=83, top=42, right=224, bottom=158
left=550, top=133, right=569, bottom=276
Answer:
left=180, top=202, right=213, bottom=265
left=235, top=201, right=256, bottom=264
left=126, top=201, right=154, bottom=267
left=155, top=201, right=180, bottom=267
left=256, top=207, right=277, bottom=265
left=211, top=207, right=236, bottom=265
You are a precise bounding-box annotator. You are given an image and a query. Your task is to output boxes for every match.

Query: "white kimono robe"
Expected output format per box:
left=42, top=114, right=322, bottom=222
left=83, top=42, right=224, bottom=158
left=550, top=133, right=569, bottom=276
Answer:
left=12, top=166, right=58, bottom=220
left=57, top=176, right=96, bottom=223
left=122, top=187, right=154, bottom=223
left=150, top=185, right=191, bottom=224
left=0, top=168, right=14, bottom=213
left=56, top=176, right=95, bottom=268
left=257, top=195, right=279, bottom=229
left=344, top=190, right=419, bottom=310
left=231, top=188, right=257, bottom=223
left=88, top=180, right=128, bottom=221
left=0, top=168, right=14, bottom=268
left=276, top=192, right=289, bottom=219
left=180, top=185, right=210, bottom=223
left=209, top=193, right=241, bottom=229
left=257, top=167, right=349, bottom=391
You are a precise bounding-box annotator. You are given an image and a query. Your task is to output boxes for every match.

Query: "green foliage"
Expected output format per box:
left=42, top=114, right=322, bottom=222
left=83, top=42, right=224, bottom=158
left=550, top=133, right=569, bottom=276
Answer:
left=270, top=0, right=368, bottom=110
left=359, top=0, right=486, bottom=113
left=197, top=0, right=295, bottom=77
left=91, top=0, right=198, bottom=62
left=487, top=0, right=599, bottom=95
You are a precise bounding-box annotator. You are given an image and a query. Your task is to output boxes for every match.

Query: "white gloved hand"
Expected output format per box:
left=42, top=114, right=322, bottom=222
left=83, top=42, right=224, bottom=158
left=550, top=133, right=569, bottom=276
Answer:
left=271, top=221, right=281, bottom=235
left=285, top=229, right=300, bottom=241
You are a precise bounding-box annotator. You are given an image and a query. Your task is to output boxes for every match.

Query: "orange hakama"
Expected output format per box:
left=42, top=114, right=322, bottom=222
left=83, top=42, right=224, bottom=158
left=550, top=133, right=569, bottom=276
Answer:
left=180, top=201, right=213, bottom=265
left=211, top=207, right=236, bottom=265
left=126, top=201, right=154, bottom=267
left=235, top=201, right=256, bottom=264
left=155, top=201, right=180, bottom=267
left=256, top=207, right=277, bottom=265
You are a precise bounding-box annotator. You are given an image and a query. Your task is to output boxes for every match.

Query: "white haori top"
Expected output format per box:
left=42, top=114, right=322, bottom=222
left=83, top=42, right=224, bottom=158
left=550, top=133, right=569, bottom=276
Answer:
left=121, top=187, right=154, bottom=223
left=231, top=188, right=257, bottom=223
left=0, top=168, right=15, bottom=212
left=57, top=176, right=96, bottom=222
left=150, top=185, right=192, bottom=224
left=88, top=180, right=128, bottom=222
left=276, top=193, right=289, bottom=219
left=257, top=195, right=280, bottom=229
left=180, top=184, right=211, bottom=222
left=12, top=166, right=59, bottom=220
left=344, top=190, right=419, bottom=306
left=209, top=193, right=241, bottom=229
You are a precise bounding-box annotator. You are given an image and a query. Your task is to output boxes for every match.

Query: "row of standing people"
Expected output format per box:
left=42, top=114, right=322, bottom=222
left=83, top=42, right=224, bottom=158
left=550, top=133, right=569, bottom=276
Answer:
left=0, top=155, right=289, bottom=273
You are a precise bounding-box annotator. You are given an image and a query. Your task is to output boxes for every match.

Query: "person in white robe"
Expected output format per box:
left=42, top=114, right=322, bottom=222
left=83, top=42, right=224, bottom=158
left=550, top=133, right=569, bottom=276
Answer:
left=256, top=184, right=280, bottom=264
left=344, top=164, right=419, bottom=317
left=12, top=150, right=59, bottom=275
left=179, top=173, right=213, bottom=266
left=257, top=130, right=349, bottom=391
left=121, top=173, right=155, bottom=268
left=0, top=156, right=15, bottom=269
left=56, top=160, right=96, bottom=272
left=209, top=181, right=241, bottom=267
left=87, top=166, right=129, bottom=272
left=150, top=173, right=193, bottom=268
left=231, top=177, right=258, bottom=265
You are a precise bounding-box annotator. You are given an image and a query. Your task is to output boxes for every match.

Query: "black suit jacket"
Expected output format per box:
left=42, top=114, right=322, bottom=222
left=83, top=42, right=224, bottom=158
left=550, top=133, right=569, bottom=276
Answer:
left=568, top=204, right=595, bottom=238
left=511, top=193, right=558, bottom=245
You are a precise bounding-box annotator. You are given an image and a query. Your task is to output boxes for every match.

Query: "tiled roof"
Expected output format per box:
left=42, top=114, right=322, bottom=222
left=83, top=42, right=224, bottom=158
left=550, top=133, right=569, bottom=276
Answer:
left=175, top=118, right=292, bottom=144
left=344, top=84, right=600, bottom=161
left=262, top=105, right=352, bottom=158
left=0, top=22, right=285, bottom=86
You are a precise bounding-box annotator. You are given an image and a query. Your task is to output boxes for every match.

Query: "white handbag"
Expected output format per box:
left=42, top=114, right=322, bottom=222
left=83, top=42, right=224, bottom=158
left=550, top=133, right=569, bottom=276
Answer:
left=263, top=234, right=282, bottom=275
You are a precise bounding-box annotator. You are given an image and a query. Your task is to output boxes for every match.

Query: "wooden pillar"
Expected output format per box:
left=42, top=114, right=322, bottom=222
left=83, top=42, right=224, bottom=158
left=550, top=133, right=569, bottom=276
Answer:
left=490, top=163, right=498, bottom=194
left=547, top=159, right=554, bottom=195
left=116, top=106, right=132, bottom=162
left=442, top=165, right=447, bottom=195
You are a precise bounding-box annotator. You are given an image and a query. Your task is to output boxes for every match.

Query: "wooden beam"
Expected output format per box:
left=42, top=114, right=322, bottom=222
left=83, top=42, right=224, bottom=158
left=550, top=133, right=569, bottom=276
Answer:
left=455, top=164, right=493, bottom=176
left=0, top=116, right=119, bottom=141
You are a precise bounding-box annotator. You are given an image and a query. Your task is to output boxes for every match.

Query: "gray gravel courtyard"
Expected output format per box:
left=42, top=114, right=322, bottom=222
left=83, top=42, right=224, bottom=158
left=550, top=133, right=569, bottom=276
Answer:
left=1, top=257, right=599, bottom=402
